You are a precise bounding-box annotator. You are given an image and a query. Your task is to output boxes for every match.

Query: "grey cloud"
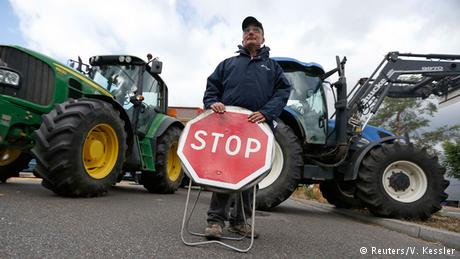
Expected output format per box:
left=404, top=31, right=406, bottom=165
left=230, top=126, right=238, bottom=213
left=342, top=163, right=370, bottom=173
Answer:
left=6, top=0, right=460, bottom=127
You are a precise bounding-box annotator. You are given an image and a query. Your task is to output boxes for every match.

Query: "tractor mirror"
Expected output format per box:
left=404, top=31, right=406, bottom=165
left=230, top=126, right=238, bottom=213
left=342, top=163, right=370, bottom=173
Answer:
left=150, top=60, right=163, bottom=74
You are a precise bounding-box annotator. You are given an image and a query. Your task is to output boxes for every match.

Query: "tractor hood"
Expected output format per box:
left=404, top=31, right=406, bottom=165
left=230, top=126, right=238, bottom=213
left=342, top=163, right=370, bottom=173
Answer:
left=0, top=45, right=113, bottom=109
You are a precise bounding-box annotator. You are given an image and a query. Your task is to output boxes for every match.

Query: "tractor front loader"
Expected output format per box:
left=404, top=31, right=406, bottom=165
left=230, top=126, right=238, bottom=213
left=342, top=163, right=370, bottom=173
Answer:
left=257, top=52, right=460, bottom=219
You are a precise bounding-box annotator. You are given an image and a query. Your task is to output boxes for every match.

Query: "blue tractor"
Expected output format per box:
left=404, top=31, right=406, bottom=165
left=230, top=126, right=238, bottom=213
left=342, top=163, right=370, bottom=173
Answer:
left=257, top=53, right=460, bottom=219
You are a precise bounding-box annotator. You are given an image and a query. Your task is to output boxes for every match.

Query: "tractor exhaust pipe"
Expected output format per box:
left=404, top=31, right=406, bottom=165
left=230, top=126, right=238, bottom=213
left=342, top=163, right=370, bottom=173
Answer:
left=334, top=56, right=348, bottom=148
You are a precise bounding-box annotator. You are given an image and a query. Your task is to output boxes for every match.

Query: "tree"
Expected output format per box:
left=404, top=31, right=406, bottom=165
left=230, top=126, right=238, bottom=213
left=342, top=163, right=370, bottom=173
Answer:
left=370, top=97, right=437, bottom=136
left=370, top=96, right=460, bottom=157
left=415, top=125, right=460, bottom=154
left=443, top=140, right=460, bottom=180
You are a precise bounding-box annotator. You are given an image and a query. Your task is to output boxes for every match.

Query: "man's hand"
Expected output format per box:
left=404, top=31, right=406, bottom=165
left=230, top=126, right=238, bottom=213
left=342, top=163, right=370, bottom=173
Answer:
left=248, top=111, right=266, bottom=123
left=210, top=102, right=226, bottom=113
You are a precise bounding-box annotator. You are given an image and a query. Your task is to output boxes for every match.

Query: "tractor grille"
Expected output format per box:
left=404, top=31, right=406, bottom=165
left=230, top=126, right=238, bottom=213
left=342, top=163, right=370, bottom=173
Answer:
left=0, top=46, right=54, bottom=105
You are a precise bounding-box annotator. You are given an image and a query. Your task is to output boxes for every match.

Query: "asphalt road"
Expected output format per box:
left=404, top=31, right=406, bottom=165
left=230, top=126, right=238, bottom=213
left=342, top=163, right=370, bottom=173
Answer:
left=0, top=177, right=458, bottom=258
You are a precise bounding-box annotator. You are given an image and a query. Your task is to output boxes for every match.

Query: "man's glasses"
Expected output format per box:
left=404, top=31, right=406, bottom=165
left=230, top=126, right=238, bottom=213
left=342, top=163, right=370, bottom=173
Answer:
left=243, top=27, right=262, bottom=34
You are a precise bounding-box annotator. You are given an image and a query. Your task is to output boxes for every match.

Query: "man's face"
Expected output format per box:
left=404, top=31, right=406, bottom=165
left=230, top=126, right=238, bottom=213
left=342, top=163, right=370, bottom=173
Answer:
left=242, top=25, right=264, bottom=49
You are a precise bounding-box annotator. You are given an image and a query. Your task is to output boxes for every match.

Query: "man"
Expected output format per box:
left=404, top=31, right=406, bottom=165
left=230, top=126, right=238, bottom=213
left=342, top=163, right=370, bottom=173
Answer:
left=203, top=16, right=291, bottom=240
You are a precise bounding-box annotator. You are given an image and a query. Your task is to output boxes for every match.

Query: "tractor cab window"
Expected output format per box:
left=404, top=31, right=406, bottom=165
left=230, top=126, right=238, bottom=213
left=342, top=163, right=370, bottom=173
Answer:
left=142, top=72, right=161, bottom=109
left=285, top=71, right=328, bottom=144
left=89, top=65, right=141, bottom=109
left=135, top=72, right=165, bottom=134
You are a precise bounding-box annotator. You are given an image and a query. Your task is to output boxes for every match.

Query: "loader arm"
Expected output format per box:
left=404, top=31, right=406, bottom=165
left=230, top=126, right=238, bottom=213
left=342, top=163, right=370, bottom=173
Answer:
left=346, top=52, right=460, bottom=129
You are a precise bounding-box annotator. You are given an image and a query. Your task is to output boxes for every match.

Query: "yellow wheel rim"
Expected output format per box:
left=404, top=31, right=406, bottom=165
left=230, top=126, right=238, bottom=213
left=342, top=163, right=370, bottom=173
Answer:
left=167, top=141, right=181, bottom=182
left=0, top=147, right=21, bottom=166
left=83, top=124, right=119, bottom=179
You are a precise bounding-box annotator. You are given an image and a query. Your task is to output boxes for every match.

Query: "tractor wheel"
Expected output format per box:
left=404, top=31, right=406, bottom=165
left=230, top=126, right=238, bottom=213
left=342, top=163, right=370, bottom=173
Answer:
left=319, top=180, right=363, bottom=209
left=142, top=126, right=184, bottom=194
left=0, top=147, right=32, bottom=183
left=32, top=98, right=127, bottom=197
left=180, top=175, right=190, bottom=188
left=256, top=121, right=303, bottom=210
left=356, top=143, right=449, bottom=219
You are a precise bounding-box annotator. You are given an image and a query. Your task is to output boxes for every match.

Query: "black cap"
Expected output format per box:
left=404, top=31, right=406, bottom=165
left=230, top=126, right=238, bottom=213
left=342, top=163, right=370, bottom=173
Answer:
left=242, top=16, right=263, bottom=32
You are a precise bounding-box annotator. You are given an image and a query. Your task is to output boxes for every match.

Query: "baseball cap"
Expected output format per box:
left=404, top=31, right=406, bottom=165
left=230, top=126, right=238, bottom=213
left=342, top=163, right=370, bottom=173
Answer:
left=242, top=16, right=263, bottom=32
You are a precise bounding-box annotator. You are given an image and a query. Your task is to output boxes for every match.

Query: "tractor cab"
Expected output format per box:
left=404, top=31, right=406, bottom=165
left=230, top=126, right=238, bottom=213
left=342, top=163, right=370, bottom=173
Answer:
left=87, top=55, right=168, bottom=134
left=273, top=57, right=328, bottom=144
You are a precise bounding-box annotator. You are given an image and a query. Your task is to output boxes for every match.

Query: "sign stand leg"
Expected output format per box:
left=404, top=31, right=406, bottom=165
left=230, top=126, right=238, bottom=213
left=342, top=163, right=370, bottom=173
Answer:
left=180, top=181, right=257, bottom=253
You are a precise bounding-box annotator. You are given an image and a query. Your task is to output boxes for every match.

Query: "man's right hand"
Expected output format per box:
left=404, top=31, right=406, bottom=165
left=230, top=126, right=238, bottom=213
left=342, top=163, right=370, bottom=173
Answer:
left=210, top=102, right=226, bottom=113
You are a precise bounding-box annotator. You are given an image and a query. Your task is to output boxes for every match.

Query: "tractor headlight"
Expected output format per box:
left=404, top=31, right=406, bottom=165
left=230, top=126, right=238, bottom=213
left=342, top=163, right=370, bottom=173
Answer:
left=0, top=67, right=20, bottom=88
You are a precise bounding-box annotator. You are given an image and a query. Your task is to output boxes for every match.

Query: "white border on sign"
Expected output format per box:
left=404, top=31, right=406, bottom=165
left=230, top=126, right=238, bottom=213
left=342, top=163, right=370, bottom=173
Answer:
left=177, top=106, right=275, bottom=191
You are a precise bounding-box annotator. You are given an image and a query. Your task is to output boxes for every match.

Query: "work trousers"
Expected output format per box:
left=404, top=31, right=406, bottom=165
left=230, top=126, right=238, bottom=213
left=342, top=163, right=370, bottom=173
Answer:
left=207, top=188, right=254, bottom=227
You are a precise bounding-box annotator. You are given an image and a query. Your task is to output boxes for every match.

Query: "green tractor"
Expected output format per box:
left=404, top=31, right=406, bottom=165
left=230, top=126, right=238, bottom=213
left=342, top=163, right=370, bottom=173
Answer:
left=0, top=45, right=184, bottom=196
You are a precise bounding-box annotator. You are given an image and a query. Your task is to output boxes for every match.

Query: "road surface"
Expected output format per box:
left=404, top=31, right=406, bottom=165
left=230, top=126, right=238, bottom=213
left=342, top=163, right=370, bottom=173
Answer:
left=0, top=177, right=457, bottom=258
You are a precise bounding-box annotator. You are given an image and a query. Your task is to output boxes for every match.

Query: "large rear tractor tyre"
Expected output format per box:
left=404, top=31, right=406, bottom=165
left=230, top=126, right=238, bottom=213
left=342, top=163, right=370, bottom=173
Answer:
left=142, top=126, right=184, bottom=194
left=320, top=180, right=363, bottom=209
left=0, top=148, right=32, bottom=183
left=256, top=121, right=303, bottom=210
left=32, top=99, right=127, bottom=197
left=356, top=143, right=449, bottom=219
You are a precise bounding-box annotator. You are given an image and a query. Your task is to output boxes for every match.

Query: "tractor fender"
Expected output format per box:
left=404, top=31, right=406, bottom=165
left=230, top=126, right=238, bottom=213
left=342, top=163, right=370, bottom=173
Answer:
left=147, top=115, right=183, bottom=156
left=154, top=116, right=184, bottom=138
left=344, top=136, right=407, bottom=181
left=140, top=115, right=183, bottom=172
left=279, top=107, right=306, bottom=141
left=84, top=94, right=135, bottom=154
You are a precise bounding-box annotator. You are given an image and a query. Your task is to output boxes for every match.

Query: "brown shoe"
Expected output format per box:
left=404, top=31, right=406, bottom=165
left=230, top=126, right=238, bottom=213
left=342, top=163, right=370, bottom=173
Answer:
left=228, top=224, right=259, bottom=239
left=204, top=223, right=223, bottom=240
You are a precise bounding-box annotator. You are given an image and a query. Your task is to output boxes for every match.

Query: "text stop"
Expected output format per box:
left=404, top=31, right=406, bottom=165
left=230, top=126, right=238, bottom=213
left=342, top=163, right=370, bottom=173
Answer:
left=190, top=130, right=261, bottom=158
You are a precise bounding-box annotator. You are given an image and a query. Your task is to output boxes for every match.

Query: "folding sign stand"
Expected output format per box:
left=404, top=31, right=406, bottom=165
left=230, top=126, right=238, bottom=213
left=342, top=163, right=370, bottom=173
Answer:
left=176, top=106, right=275, bottom=253
left=180, top=181, right=257, bottom=253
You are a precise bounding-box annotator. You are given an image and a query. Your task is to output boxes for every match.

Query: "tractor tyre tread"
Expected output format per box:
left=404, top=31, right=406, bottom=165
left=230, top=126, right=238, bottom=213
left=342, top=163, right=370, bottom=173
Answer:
left=356, top=143, right=448, bottom=219
left=256, top=120, right=303, bottom=210
left=142, top=126, right=183, bottom=194
left=0, top=152, right=32, bottom=183
left=319, top=181, right=363, bottom=209
left=32, top=98, right=127, bottom=197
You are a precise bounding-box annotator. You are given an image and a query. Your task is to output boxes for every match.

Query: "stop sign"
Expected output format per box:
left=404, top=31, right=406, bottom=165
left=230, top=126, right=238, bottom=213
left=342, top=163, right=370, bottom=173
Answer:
left=177, top=106, right=274, bottom=190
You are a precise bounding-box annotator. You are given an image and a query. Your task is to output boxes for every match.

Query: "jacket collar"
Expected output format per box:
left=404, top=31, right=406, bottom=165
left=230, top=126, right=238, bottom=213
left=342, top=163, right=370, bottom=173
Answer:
left=236, top=45, right=270, bottom=59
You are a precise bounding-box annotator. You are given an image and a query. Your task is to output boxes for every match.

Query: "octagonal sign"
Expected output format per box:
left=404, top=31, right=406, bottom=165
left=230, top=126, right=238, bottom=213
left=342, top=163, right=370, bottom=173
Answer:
left=177, top=106, right=274, bottom=190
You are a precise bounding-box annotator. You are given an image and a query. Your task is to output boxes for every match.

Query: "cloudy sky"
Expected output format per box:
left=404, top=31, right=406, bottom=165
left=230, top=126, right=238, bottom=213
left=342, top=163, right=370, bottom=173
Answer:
left=2, top=0, right=459, bottom=129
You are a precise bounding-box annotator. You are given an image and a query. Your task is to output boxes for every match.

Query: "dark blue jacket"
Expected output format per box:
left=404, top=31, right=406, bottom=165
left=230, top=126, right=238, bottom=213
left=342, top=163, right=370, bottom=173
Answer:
left=203, top=46, right=291, bottom=125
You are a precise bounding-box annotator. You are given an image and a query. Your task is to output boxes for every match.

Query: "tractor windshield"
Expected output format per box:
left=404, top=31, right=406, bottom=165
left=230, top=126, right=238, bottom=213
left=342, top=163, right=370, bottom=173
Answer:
left=284, top=71, right=328, bottom=144
left=89, top=65, right=141, bottom=108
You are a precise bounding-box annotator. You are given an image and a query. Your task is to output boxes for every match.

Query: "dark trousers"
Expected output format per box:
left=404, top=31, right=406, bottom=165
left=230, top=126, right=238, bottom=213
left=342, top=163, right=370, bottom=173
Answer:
left=207, top=188, right=254, bottom=227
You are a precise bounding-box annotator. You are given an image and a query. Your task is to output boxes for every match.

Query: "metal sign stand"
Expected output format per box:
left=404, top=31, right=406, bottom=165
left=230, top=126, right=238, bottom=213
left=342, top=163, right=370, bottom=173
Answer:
left=177, top=107, right=274, bottom=253
left=180, top=181, right=257, bottom=253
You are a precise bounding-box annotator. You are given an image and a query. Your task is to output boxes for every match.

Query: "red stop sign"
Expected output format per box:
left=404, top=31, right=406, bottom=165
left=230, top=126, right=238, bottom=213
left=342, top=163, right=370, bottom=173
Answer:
left=177, top=106, right=274, bottom=190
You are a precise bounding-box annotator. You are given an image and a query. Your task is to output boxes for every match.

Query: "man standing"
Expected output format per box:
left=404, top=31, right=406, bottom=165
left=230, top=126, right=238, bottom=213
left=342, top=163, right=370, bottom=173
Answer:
left=203, top=16, right=291, bottom=239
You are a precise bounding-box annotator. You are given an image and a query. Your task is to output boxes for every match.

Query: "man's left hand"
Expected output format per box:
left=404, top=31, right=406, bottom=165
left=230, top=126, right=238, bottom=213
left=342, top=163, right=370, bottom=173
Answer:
left=248, top=111, right=266, bottom=123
